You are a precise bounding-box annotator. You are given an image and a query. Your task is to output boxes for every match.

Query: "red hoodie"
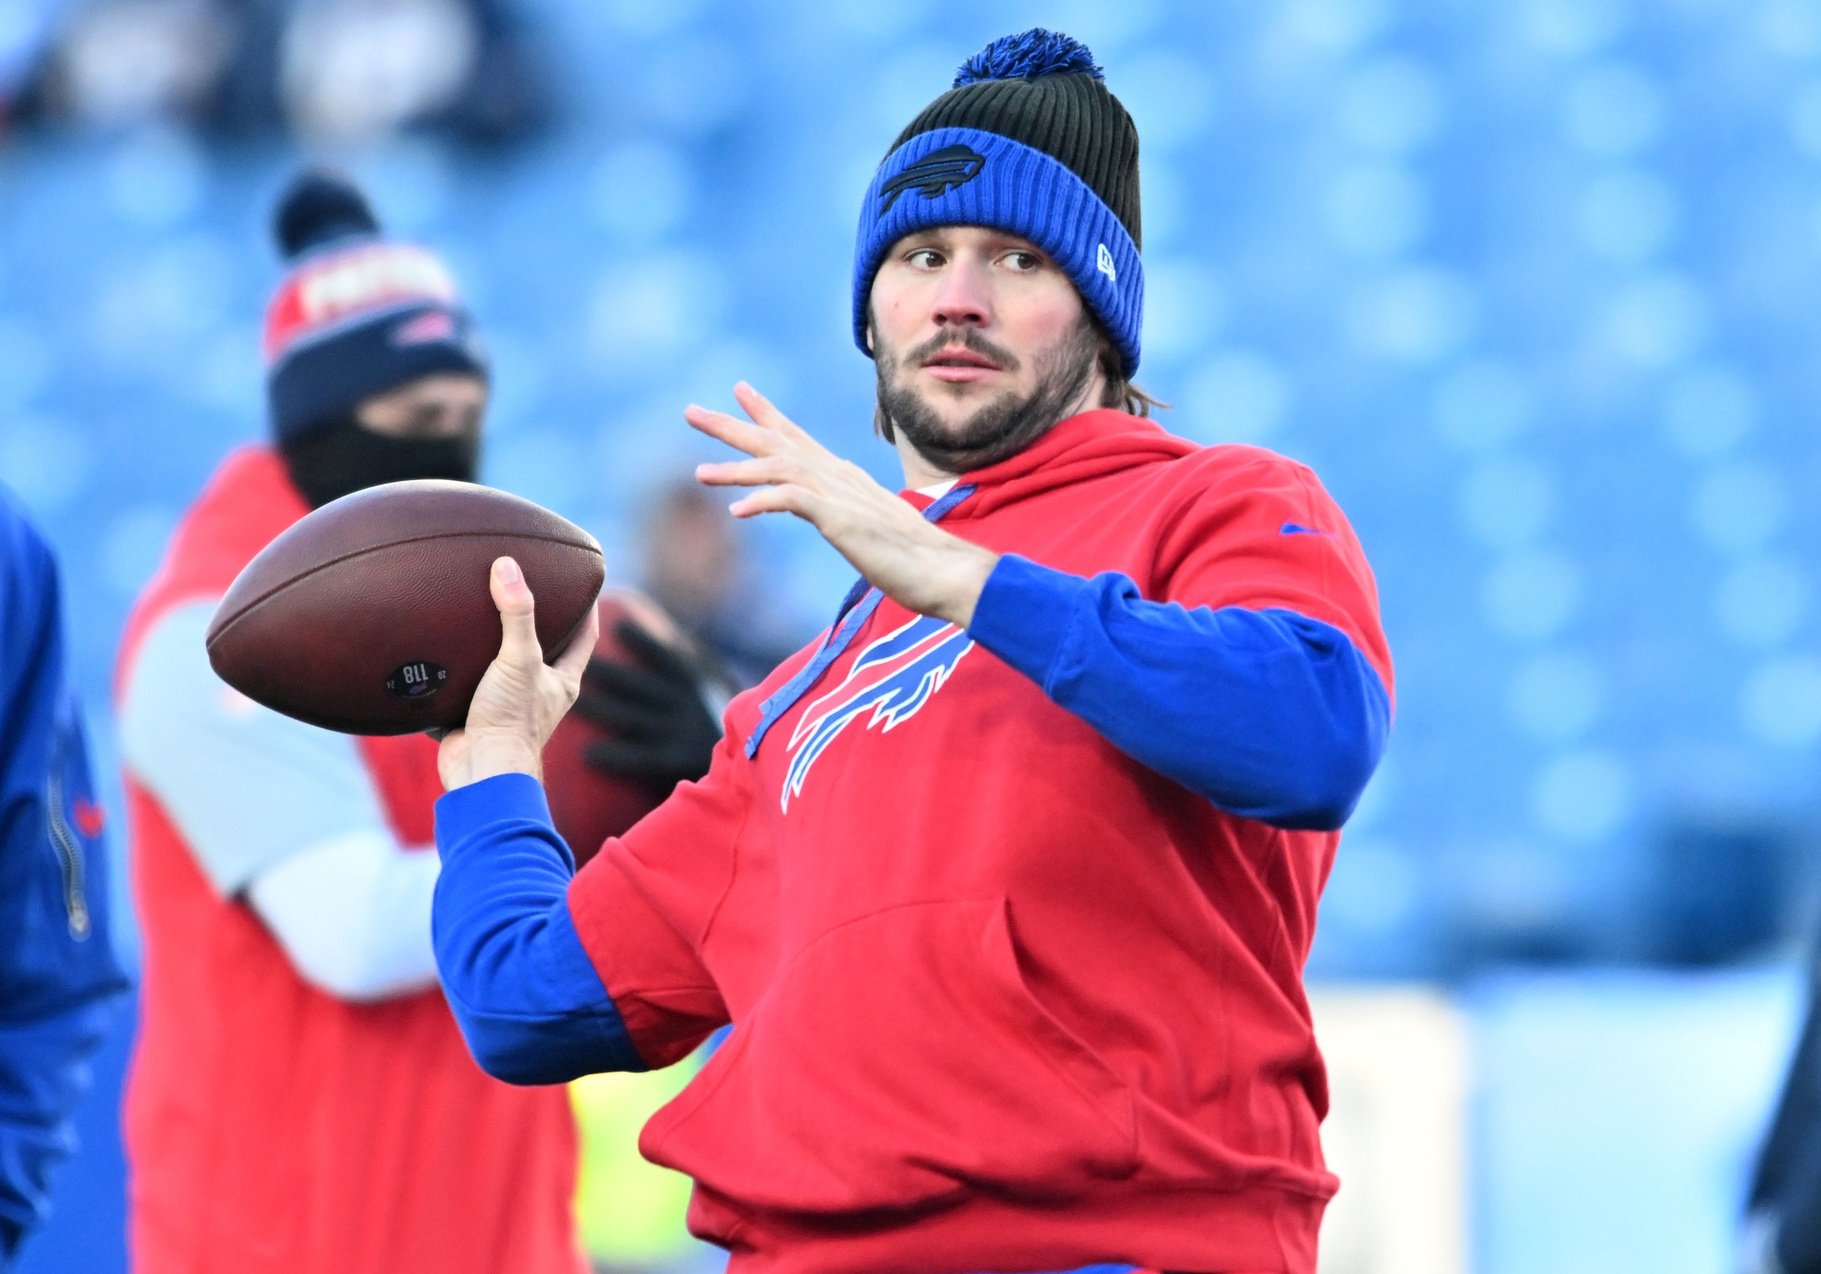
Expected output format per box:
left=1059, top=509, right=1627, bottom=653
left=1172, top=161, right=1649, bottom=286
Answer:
left=118, top=449, right=584, bottom=1274
left=553, top=410, right=1392, bottom=1273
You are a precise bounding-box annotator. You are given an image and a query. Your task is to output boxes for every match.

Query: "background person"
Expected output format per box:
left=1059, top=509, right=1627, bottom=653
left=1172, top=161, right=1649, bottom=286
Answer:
left=0, top=485, right=127, bottom=1268
left=428, top=30, right=1392, bottom=1274
left=629, top=478, right=807, bottom=691
left=113, top=169, right=585, bottom=1274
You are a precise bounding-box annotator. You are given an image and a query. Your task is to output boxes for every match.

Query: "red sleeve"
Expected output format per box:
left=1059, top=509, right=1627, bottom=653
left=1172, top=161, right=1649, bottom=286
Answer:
left=566, top=731, right=749, bottom=1068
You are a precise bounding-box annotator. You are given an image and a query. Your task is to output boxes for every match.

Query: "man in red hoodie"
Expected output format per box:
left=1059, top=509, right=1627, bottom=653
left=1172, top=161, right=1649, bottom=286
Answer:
left=431, top=28, right=1394, bottom=1274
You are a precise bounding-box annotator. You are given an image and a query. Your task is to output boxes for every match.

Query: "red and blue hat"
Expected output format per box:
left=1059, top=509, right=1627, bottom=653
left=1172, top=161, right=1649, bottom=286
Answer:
left=263, top=171, right=488, bottom=444
left=852, top=29, right=1144, bottom=377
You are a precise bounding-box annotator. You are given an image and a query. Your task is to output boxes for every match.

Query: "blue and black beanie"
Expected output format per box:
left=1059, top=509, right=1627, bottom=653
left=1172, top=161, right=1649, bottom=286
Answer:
left=853, top=29, right=1143, bottom=376
left=264, top=170, right=488, bottom=445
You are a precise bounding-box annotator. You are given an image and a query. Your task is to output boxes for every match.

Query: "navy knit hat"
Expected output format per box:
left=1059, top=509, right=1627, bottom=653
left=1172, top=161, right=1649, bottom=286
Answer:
left=263, top=171, right=488, bottom=444
left=853, top=29, right=1143, bottom=376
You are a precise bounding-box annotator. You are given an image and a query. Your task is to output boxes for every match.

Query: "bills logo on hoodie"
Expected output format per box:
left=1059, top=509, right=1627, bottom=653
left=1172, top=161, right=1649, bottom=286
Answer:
left=781, top=615, right=973, bottom=812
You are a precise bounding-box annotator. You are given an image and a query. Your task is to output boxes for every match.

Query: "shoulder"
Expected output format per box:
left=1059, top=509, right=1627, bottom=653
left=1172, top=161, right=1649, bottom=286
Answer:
left=119, top=601, right=234, bottom=749
left=127, top=601, right=220, bottom=684
left=1133, top=441, right=1342, bottom=531
left=1174, top=441, right=1323, bottom=490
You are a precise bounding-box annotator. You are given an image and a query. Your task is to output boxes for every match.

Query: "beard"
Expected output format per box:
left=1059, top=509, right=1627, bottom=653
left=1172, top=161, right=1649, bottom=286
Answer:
left=874, top=314, right=1101, bottom=475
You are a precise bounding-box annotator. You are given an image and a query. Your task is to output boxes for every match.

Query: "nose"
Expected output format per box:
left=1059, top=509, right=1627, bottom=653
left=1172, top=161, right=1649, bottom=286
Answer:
left=930, top=256, right=990, bottom=330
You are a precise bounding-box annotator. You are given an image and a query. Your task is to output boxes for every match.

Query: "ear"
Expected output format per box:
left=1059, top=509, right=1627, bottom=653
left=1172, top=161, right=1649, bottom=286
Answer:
left=861, top=297, right=879, bottom=354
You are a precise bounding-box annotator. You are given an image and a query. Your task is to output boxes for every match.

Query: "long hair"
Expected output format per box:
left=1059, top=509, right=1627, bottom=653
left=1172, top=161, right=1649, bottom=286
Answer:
left=1095, top=341, right=1167, bottom=417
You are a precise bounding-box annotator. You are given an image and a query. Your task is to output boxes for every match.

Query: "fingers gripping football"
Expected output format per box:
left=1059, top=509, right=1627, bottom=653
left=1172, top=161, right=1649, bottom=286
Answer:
left=437, top=556, right=600, bottom=791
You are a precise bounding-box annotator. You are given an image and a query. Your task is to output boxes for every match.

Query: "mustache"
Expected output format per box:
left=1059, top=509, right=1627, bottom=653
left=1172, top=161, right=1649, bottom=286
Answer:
left=904, top=327, right=1021, bottom=371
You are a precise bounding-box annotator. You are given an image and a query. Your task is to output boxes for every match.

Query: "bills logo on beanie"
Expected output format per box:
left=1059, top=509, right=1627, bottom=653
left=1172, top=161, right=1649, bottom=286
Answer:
left=853, top=29, right=1144, bottom=376
left=263, top=170, right=488, bottom=443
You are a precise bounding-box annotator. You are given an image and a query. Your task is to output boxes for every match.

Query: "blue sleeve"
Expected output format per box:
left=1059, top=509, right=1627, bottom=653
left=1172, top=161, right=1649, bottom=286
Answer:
left=432, top=773, right=646, bottom=1084
left=967, top=554, right=1390, bottom=831
left=0, top=495, right=128, bottom=1261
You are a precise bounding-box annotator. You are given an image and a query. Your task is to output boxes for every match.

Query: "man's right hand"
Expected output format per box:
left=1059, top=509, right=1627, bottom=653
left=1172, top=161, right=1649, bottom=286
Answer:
left=436, top=556, right=599, bottom=792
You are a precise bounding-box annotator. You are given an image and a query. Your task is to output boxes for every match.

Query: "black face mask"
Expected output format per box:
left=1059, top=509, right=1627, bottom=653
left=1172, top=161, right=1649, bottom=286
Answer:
left=279, top=417, right=482, bottom=509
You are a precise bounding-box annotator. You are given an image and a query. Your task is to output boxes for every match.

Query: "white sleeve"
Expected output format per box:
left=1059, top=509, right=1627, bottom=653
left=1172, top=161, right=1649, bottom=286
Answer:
left=245, top=830, right=440, bottom=1001
left=120, top=600, right=439, bottom=1001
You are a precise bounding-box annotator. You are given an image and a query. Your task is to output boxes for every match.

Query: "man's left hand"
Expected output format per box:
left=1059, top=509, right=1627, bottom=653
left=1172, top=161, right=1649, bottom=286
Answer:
left=686, top=382, right=997, bottom=628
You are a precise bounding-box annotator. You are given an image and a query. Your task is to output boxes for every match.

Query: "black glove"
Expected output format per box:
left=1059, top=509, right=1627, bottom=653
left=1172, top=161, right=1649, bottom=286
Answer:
left=574, top=620, right=723, bottom=789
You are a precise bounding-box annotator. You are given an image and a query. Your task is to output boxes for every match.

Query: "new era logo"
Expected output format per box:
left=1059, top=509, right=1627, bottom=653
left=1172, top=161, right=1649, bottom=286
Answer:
left=879, top=144, right=987, bottom=213
left=1097, top=243, right=1117, bottom=282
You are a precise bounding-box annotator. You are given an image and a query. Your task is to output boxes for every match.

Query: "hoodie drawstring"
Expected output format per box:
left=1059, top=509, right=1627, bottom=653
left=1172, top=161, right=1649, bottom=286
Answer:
left=745, top=482, right=977, bottom=758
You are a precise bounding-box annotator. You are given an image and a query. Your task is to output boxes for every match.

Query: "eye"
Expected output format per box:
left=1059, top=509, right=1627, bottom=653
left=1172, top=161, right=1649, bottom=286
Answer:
left=1002, top=249, right=1044, bottom=272
left=905, top=247, right=945, bottom=269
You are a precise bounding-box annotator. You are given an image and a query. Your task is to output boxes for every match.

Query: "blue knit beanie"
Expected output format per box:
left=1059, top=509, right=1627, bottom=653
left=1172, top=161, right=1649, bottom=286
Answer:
left=852, top=29, right=1144, bottom=376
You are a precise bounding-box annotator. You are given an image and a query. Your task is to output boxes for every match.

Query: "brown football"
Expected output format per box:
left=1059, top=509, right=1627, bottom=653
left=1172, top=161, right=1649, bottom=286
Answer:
left=206, top=479, right=604, bottom=735
left=542, top=589, right=683, bottom=867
